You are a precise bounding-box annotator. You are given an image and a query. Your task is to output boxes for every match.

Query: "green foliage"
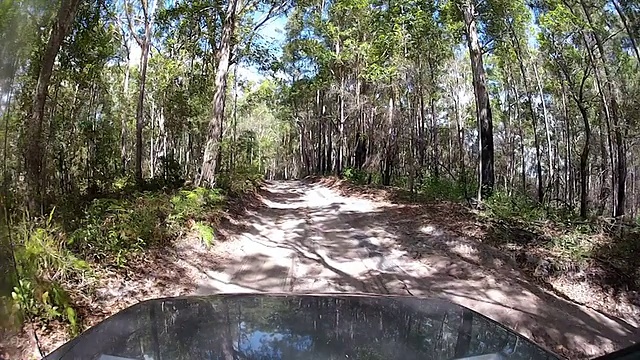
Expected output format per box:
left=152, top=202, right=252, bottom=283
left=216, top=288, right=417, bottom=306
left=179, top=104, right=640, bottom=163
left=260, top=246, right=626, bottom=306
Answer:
left=217, top=167, right=264, bottom=195
left=484, top=191, right=547, bottom=222
left=69, top=193, right=174, bottom=264
left=112, top=175, right=136, bottom=192
left=548, top=233, right=592, bottom=261
left=158, top=155, right=185, bottom=187
left=6, top=185, right=229, bottom=334
left=38, top=187, right=226, bottom=267
left=170, top=187, right=225, bottom=222
left=343, top=167, right=368, bottom=185
left=15, top=213, right=91, bottom=282
left=194, top=222, right=215, bottom=247
left=11, top=280, right=36, bottom=319
left=419, top=176, right=470, bottom=201
left=10, top=278, right=79, bottom=333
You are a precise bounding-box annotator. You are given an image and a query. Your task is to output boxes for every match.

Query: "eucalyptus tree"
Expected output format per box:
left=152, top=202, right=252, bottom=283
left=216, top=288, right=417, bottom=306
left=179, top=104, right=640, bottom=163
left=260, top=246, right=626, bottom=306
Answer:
left=25, top=0, right=82, bottom=212
left=539, top=0, right=595, bottom=218
left=441, top=0, right=527, bottom=200
left=577, top=0, right=631, bottom=217
left=125, top=0, right=157, bottom=185
left=198, top=0, right=292, bottom=187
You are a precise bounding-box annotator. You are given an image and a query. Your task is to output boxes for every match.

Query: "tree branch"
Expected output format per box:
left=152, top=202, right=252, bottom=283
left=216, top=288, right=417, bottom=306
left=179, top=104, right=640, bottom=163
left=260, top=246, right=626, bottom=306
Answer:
left=252, top=2, right=289, bottom=32
left=125, top=0, right=144, bottom=46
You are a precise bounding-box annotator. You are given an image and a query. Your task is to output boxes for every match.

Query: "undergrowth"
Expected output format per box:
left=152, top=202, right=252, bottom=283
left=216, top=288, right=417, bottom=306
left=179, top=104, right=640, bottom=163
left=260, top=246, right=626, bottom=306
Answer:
left=4, top=164, right=267, bottom=336
left=340, top=172, right=640, bottom=288
left=343, top=167, right=368, bottom=185
left=6, top=183, right=235, bottom=336
left=418, top=176, right=473, bottom=202
left=7, top=214, right=90, bottom=336
left=217, top=164, right=264, bottom=195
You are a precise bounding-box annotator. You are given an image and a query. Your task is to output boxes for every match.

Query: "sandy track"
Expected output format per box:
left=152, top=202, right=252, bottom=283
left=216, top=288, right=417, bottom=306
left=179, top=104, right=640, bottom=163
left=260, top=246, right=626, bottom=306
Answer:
left=194, top=180, right=639, bottom=359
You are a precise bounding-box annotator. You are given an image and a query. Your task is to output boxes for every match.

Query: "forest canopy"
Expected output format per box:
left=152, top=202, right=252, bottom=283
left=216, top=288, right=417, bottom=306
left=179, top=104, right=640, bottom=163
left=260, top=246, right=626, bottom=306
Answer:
left=1, top=0, right=640, bottom=355
left=1, top=0, right=639, bottom=216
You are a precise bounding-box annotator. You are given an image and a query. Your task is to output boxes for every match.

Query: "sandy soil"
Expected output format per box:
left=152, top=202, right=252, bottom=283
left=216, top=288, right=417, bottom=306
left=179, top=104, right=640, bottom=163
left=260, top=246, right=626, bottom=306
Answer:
left=193, top=180, right=639, bottom=359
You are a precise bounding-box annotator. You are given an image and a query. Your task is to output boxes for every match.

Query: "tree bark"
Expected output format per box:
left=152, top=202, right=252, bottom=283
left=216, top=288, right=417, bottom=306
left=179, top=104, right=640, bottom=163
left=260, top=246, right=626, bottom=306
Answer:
left=509, top=22, right=543, bottom=202
left=611, top=0, right=640, bottom=65
left=122, top=44, right=131, bottom=174
left=578, top=104, right=591, bottom=218
left=26, top=0, right=81, bottom=212
left=134, top=38, right=149, bottom=185
left=581, top=1, right=627, bottom=216
left=431, top=97, right=439, bottom=179
left=533, top=62, right=554, bottom=197
left=127, top=0, right=155, bottom=186
left=461, top=0, right=494, bottom=200
left=198, top=0, right=239, bottom=187
left=338, top=75, right=345, bottom=175
left=453, top=85, right=467, bottom=198
left=560, top=79, right=573, bottom=206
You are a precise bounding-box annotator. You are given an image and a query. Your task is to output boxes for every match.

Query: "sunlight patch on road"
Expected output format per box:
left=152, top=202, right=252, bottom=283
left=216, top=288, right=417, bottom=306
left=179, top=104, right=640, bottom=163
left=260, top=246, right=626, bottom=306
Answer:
left=420, top=225, right=443, bottom=236
left=263, top=198, right=303, bottom=209
left=449, top=243, right=480, bottom=263
left=338, top=198, right=377, bottom=213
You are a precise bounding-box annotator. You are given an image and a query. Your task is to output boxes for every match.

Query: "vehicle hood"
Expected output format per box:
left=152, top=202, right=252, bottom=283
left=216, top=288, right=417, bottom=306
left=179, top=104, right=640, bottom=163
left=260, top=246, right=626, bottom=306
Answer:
left=45, top=293, right=558, bottom=360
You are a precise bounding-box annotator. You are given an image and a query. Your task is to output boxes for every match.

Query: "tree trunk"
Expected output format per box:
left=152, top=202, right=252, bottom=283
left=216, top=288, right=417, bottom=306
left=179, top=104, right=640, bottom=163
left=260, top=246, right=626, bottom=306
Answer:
left=122, top=40, right=131, bottom=174
left=533, top=62, right=554, bottom=196
left=231, top=63, right=239, bottom=171
left=383, top=96, right=394, bottom=186
left=431, top=97, right=439, bottom=179
left=517, top=101, right=526, bottom=194
left=134, top=37, right=149, bottom=185
left=419, top=80, right=426, bottom=170
left=578, top=104, right=591, bottom=218
left=26, top=0, right=81, bottom=212
left=510, top=23, right=543, bottom=202
left=615, top=99, right=626, bottom=217
left=454, top=87, right=467, bottom=198
left=338, top=75, right=345, bottom=175
left=461, top=0, right=494, bottom=200
left=611, top=0, right=640, bottom=65
left=581, top=1, right=627, bottom=216
left=561, top=80, right=573, bottom=206
left=129, top=0, right=156, bottom=186
left=198, top=0, right=239, bottom=187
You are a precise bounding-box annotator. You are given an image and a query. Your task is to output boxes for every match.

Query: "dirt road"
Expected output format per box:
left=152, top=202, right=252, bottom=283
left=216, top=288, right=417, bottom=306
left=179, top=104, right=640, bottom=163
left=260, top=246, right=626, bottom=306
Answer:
left=194, top=180, right=638, bottom=358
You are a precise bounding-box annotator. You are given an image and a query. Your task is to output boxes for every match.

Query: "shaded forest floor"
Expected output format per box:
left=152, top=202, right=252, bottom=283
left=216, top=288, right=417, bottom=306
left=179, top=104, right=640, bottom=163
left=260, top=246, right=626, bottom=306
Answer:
left=3, top=178, right=640, bottom=359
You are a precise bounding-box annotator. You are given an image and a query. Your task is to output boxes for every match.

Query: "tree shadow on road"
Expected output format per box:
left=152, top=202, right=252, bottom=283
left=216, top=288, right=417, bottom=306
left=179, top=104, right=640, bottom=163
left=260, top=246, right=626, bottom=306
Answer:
left=207, top=181, right=640, bottom=359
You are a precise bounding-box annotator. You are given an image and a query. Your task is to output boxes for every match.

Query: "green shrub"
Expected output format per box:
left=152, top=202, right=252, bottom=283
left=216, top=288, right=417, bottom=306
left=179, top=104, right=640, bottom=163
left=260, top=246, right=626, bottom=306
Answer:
left=485, top=191, right=546, bottom=222
left=7, top=185, right=228, bottom=334
left=216, top=166, right=263, bottom=195
left=10, top=279, right=79, bottom=334
left=343, top=167, right=368, bottom=185
left=111, top=175, right=135, bottom=192
left=11, top=280, right=37, bottom=319
left=69, top=193, right=174, bottom=264
left=194, top=222, right=215, bottom=247
left=158, top=155, right=185, bottom=187
left=170, top=187, right=225, bottom=222
left=66, top=188, right=225, bottom=265
left=10, top=215, right=85, bottom=333
left=15, top=215, right=90, bottom=282
left=419, top=176, right=470, bottom=201
left=548, top=233, right=592, bottom=261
